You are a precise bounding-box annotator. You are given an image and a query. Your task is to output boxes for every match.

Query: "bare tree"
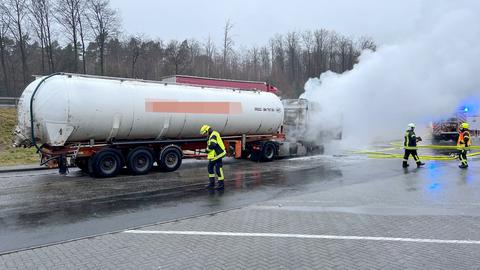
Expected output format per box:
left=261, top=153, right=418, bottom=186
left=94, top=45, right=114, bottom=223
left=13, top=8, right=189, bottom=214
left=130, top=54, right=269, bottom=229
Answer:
left=286, top=31, right=299, bottom=82
left=269, top=34, right=290, bottom=96
left=302, top=30, right=314, bottom=78
left=43, top=0, right=55, bottom=72
left=0, top=8, right=10, bottom=95
left=204, top=35, right=215, bottom=77
left=338, top=36, right=353, bottom=71
left=3, top=0, right=29, bottom=84
left=86, top=0, right=118, bottom=75
left=222, top=19, right=234, bottom=78
left=187, top=38, right=201, bottom=75
left=29, top=0, right=46, bottom=73
left=29, top=0, right=55, bottom=74
left=127, top=35, right=143, bottom=77
left=259, top=46, right=270, bottom=79
left=327, top=32, right=339, bottom=72
left=55, top=0, right=83, bottom=72
left=77, top=1, right=89, bottom=74
left=270, top=34, right=284, bottom=73
left=250, top=47, right=259, bottom=80
left=313, top=29, right=328, bottom=74
left=358, top=36, right=376, bottom=51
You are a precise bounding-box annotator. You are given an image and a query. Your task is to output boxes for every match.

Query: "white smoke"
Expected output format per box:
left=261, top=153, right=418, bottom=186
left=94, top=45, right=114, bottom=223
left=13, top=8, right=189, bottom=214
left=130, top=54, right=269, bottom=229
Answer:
left=303, top=0, right=480, bottom=146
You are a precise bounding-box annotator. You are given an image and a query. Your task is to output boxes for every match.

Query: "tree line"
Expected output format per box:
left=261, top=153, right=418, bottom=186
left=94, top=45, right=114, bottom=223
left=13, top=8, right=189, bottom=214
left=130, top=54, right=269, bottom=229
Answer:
left=0, top=0, right=375, bottom=98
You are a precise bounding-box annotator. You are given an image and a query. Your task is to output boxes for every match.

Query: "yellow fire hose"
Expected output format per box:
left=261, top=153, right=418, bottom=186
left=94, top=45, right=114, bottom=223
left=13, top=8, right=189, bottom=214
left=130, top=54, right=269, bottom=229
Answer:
left=389, top=142, right=480, bottom=150
left=365, top=152, right=480, bottom=160
left=355, top=142, right=480, bottom=160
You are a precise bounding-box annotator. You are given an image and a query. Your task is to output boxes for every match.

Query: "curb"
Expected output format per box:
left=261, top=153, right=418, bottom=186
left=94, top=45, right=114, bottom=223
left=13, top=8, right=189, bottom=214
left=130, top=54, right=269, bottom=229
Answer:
left=0, top=166, right=54, bottom=174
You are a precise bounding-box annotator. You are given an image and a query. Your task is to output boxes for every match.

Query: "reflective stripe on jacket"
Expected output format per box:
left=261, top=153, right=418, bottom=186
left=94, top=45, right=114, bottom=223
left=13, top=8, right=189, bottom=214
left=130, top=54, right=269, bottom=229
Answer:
left=457, top=130, right=471, bottom=149
left=404, top=130, right=417, bottom=149
left=207, top=131, right=226, bottom=160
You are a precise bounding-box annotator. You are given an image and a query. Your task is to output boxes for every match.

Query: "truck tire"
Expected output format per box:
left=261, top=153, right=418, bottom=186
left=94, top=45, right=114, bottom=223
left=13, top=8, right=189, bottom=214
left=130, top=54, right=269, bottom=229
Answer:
left=249, top=141, right=277, bottom=162
left=308, top=145, right=324, bottom=155
left=127, top=147, right=154, bottom=175
left=261, top=142, right=277, bottom=162
left=92, top=149, right=123, bottom=178
left=158, top=146, right=183, bottom=172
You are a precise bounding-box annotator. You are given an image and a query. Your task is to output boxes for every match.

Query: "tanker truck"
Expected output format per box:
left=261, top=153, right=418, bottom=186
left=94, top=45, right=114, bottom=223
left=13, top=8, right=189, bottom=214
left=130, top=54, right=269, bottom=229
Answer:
left=13, top=73, right=317, bottom=177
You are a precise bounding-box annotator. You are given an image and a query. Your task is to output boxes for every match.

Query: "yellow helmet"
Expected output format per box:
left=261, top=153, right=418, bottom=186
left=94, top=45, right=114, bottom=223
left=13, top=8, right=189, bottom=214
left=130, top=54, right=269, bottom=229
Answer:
left=200, top=125, right=211, bottom=135
left=461, top=122, right=469, bottom=129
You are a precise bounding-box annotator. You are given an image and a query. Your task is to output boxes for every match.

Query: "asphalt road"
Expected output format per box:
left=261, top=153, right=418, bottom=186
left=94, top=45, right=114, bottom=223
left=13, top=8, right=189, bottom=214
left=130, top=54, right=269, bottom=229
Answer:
left=0, top=155, right=361, bottom=253
left=1, top=146, right=480, bottom=269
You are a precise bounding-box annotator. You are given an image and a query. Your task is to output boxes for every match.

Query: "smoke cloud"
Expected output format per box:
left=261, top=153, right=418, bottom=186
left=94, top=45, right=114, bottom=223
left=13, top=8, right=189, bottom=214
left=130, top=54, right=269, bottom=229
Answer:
left=303, top=0, right=480, bottom=146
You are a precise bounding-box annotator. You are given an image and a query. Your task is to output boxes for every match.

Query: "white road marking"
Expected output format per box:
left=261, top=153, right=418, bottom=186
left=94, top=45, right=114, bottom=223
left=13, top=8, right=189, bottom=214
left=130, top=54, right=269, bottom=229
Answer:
left=269, top=200, right=480, bottom=206
left=123, top=230, right=480, bottom=245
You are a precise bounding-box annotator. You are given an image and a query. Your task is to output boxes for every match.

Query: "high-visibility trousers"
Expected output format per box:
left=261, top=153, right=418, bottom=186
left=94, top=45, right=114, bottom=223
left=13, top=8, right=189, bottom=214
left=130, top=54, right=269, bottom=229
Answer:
left=208, top=158, right=224, bottom=181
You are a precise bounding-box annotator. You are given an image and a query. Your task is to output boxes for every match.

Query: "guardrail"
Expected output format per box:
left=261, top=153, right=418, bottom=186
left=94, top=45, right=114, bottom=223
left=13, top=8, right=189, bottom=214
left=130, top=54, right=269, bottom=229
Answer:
left=0, top=97, right=19, bottom=107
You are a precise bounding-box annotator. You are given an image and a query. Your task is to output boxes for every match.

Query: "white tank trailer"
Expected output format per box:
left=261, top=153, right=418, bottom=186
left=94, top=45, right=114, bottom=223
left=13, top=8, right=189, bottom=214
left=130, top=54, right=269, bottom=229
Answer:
left=13, top=73, right=320, bottom=178
left=14, top=74, right=284, bottom=147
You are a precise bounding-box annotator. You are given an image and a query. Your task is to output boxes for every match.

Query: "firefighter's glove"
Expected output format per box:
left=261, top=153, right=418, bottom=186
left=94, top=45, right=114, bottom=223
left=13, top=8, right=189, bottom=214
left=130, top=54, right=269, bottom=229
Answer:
left=416, top=137, right=422, bottom=142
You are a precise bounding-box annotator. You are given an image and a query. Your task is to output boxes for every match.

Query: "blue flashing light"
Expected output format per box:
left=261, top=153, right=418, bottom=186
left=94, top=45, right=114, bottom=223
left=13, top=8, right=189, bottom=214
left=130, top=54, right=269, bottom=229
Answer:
left=464, top=107, right=469, bottom=112
left=428, top=183, right=440, bottom=190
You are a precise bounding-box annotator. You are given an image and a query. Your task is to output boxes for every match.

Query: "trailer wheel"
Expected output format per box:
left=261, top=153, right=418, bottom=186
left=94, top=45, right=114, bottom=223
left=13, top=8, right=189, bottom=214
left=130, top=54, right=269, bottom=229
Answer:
left=261, top=142, right=277, bottom=162
left=92, top=149, right=123, bottom=178
left=127, top=147, right=154, bottom=175
left=158, top=146, right=183, bottom=172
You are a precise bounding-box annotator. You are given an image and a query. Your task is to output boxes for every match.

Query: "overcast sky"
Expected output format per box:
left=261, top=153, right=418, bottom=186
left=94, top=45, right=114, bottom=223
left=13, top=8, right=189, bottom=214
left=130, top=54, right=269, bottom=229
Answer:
left=110, top=0, right=431, bottom=46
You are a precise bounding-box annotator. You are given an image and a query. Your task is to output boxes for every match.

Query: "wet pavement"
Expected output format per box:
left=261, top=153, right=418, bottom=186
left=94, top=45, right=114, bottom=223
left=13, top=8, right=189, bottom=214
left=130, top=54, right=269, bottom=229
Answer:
left=0, top=151, right=479, bottom=269
left=0, top=156, right=353, bottom=253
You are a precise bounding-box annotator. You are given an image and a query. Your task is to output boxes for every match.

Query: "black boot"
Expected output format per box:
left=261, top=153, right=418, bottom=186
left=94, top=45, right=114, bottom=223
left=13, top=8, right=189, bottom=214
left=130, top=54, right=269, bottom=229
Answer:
left=417, top=162, right=425, bottom=168
left=459, top=164, right=468, bottom=169
left=205, top=178, right=215, bottom=189
left=215, top=180, right=224, bottom=190
left=402, top=161, right=409, bottom=168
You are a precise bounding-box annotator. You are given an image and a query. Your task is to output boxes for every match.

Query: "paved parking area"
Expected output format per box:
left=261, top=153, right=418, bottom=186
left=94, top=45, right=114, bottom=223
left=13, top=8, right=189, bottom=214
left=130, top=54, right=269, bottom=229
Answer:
left=1, top=157, right=480, bottom=269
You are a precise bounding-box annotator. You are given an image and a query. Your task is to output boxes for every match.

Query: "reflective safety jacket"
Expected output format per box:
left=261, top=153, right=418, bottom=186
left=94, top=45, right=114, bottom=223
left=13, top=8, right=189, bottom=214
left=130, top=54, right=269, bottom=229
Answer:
left=404, top=129, right=417, bottom=149
left=457, top=130, right=471, bottom=149
left=207, top=131, right=226, bottom=160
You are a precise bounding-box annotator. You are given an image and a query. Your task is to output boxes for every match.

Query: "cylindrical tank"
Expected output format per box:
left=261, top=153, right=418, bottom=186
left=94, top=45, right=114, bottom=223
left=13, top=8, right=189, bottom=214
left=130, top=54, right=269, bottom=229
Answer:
left=13, top=74, right=284, bottom=147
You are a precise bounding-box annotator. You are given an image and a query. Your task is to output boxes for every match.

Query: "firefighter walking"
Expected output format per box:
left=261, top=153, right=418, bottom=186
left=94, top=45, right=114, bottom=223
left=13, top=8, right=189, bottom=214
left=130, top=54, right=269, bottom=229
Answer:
left=200, top=125, right=226, bottom=190
left=457, top=122, right=471, bottom=169
left=403, top=123, right=425, bottom=168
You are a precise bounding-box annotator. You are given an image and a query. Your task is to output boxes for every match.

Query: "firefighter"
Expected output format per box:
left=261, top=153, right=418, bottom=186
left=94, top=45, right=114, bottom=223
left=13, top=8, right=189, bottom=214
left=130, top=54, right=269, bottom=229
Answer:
left=457, top=122, right=471, bottom=169
left=403, top=123, right=425, bottom=168
left=200, top=125, right=226, bottom=190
